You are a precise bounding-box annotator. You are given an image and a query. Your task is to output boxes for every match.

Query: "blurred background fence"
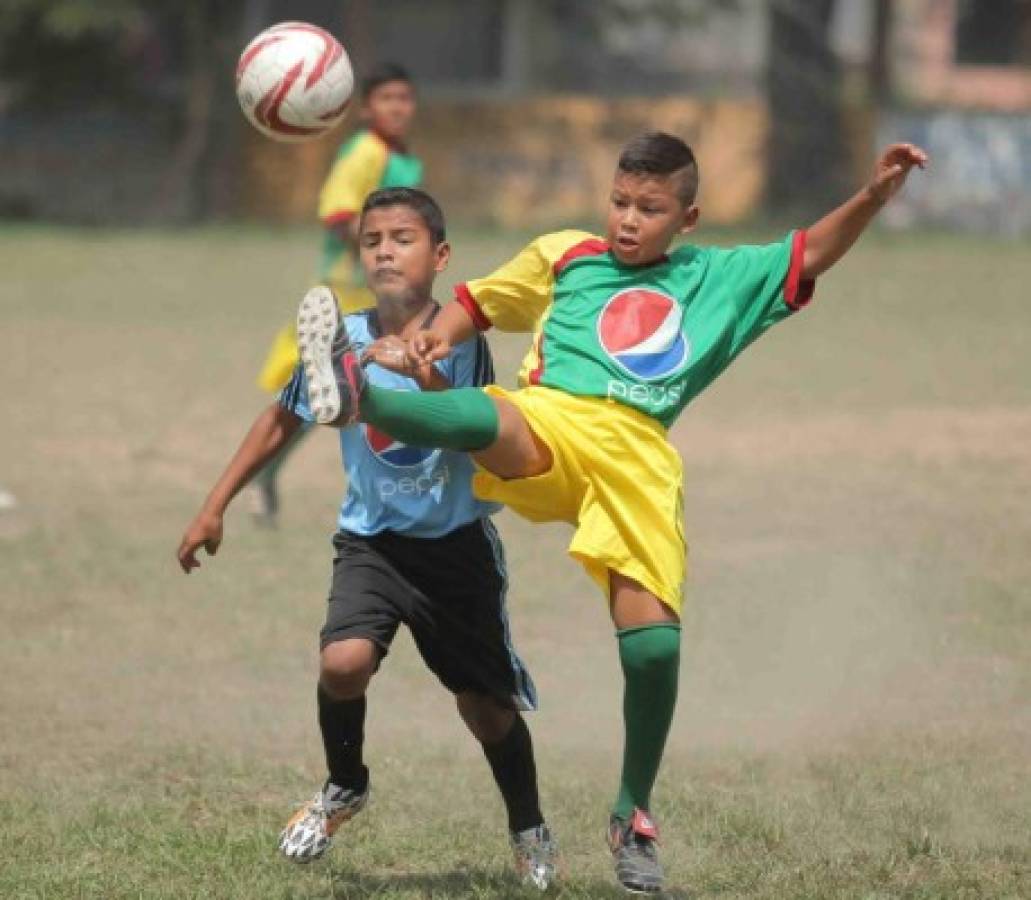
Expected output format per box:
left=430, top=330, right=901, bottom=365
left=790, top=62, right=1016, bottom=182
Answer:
left=1, top=0, right=1029, bottom=231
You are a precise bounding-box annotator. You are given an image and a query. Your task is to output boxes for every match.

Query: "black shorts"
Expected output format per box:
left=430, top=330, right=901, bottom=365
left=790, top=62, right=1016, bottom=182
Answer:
left=321, top=518, right=537, bottom=711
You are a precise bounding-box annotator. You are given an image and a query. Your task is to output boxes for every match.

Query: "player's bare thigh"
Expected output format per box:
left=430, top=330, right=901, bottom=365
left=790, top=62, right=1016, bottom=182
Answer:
left=609, top=571, right=680, bottom=628
left=471, top=396, right=552, bottom=481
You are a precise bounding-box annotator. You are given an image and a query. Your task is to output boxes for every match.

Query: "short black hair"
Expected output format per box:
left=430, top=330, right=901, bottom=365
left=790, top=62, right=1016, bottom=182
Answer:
left=361, top=187, right=446, bottom=244
left=617, top=131, right=699, bottom=205
left=361, top=62, right=414, bottom=100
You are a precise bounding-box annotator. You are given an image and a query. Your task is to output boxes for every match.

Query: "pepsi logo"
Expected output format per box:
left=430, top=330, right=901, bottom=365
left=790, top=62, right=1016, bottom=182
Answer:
left=597, top=288, right=689, bottom=381
left=364, top=425, right=439, bottom=468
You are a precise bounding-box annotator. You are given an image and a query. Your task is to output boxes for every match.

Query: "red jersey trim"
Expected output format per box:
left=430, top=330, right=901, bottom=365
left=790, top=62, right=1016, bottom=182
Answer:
left=322, top=210, right=357, bottom=226
left=454, top=282, right=493, bottom=332
left=784, top=229, right=816, bottom=311
left=528, top=334, right=546, bottom=385
left=553, top=238, right=610, bottom=278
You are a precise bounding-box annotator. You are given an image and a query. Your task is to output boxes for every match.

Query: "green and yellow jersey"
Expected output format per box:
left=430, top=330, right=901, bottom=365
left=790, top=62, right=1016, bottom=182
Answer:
left=455, top=230, right=815, bottom=429
left=258, top=130, right=423, bottom=393
left=318, top=129, right=423, bottom=305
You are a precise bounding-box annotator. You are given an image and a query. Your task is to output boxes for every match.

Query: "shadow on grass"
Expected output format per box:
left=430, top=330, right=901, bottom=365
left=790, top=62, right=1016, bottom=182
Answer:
left=323, top=866, right=692, bottom=898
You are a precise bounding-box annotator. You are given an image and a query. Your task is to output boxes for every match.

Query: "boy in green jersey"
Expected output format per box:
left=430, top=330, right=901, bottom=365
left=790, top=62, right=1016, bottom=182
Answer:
left=314, top=64, right=423, bottom=314
left=250, top=64, right=422, bottom=526
left=295, top=133, right=928, bottom=893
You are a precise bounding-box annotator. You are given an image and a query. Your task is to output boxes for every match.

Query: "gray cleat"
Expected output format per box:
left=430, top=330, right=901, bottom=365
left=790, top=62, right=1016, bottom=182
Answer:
left=510, top=822, right=559, bottom=890
left=608, top=809, right=664, bottom=894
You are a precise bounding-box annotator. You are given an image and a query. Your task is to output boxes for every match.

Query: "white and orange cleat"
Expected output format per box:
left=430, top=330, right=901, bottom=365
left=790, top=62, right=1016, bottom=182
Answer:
left=278, top=779, right=369, bottom=863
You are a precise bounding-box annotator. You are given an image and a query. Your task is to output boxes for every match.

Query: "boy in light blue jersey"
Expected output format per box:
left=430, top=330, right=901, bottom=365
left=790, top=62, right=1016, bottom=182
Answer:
left=249, top=64, right=423, bottom=526
left=177, top=188, right=555, bottom=889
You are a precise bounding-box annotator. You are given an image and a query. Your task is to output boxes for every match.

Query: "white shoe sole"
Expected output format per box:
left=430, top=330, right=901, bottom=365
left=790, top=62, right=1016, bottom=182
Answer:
left=296, top=286, right=342, bottom=425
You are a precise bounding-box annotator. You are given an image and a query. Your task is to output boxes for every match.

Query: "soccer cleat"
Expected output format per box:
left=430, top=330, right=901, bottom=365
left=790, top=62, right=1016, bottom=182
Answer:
left=510, top=822, right=559, bottom=891
left=608, top=809, right=664, bottom=895
left=278, top=779, right=369, bottom=863
left=296, top=286, right=365, bottom=426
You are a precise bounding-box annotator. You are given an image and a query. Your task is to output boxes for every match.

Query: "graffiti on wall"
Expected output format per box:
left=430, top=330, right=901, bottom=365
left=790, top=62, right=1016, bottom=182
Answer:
left=879, top=111, right=1031, bottom=236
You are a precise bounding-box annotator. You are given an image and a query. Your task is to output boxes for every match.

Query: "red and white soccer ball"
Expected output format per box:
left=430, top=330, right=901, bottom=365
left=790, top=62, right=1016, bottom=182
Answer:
left=235, top=21, right=354, bottom=143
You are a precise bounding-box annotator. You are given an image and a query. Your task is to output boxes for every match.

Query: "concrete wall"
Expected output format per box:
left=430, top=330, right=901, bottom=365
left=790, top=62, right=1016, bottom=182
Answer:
left=891, top=0, right=1031, bottom=111
left=241, top=96, right=768, bottom=228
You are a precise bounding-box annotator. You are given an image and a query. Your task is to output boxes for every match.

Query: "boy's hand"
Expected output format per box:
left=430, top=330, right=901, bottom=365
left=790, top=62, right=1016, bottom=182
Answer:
left=177, top=511, right=223, bottom=574
left=867, top=143, right=929, bottom=205
left=410, top=329, right=452, bottom=366
left=804, top=142, right=928, bottom=279
left=361, top=335, right=416, bottom=374
left=362, top=336, right=448, bottom=390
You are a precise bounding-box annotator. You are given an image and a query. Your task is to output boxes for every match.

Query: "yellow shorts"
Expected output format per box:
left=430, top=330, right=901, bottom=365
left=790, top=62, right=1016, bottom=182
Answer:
left=256, top=322, right=300, bottom=394
left=474, top=385, right=687, bottom=614
left=331, top=284, right=375, bottom=315
left=256, top=286, right=375, bottom=394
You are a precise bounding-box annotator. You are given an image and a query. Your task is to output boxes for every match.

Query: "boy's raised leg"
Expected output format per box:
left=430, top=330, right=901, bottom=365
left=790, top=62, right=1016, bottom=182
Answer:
left=297, top=287, right=551, bottom=475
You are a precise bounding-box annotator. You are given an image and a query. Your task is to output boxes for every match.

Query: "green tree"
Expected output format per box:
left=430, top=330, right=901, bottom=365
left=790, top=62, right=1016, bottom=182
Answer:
left=0, top=0, right=245, bottom=222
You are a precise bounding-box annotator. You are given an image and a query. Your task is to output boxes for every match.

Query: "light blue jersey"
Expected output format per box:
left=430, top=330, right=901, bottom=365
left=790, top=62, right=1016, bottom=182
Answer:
left=279, top=307, right=499, bottom=538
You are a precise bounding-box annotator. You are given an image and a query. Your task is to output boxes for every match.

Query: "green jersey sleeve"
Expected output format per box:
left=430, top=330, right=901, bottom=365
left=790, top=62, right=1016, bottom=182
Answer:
left=705, top=230, right=814, bottom=357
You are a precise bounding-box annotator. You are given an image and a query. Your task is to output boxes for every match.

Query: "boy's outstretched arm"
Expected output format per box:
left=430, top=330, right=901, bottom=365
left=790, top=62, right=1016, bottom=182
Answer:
left=409, top=300, right=477, bottom=366
left=802, top=143, right=928, bottom=280
left=176, top=404, right=302, bottom=573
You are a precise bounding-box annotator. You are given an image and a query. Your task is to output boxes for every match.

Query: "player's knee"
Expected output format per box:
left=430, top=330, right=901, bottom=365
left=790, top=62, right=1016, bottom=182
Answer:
left=474, top=397, right=551, bottom=480
left=619, top=625, right=681, bottom=675
left=456, top=692, right=514, bottom=744
left=319, top=639, right=377, bottom=700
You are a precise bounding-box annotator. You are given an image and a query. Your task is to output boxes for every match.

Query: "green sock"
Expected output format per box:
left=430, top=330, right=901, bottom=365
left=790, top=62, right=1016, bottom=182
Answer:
left=613, top=623, right=681, bottom=819
left=362, top=384, right=499, bottom=451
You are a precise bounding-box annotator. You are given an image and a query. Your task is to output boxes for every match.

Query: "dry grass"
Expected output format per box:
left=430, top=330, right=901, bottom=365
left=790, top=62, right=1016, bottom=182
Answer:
left=0, top=224, right=1028, bottom=898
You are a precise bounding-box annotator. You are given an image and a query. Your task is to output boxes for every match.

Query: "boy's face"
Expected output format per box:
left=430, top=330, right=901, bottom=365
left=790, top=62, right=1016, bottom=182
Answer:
left=362, top=80, right=416, bottom=143
left=359, top=205, right=448, bottom=308
left=606, top=171, right=699, bottom=266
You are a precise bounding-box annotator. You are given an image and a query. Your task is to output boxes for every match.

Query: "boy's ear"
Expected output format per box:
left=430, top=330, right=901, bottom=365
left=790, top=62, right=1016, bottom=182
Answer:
left=679, top=204, right=700, bottom=235
left=434, top=240, right=451, bottom=273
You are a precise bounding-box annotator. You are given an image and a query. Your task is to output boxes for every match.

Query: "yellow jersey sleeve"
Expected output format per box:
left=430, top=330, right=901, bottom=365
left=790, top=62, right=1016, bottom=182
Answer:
left=456, top=230, right=597, bottom=332
left=317, top=132, right=388, bottom=224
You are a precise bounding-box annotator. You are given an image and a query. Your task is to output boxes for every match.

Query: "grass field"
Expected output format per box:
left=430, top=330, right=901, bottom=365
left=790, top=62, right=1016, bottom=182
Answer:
left=1, top=224, right=1029, bottom=898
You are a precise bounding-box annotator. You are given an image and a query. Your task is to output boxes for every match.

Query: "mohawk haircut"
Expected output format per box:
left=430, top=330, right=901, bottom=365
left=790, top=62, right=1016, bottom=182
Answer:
left=361, top=187, right=446, bottom=245
left=361, top=62, right=414, bottom=100
left=617, top=132, right=699, bottom=206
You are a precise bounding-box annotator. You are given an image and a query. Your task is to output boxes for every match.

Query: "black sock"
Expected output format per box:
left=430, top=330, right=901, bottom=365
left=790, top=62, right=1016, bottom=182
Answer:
left=317, top=684, right=368, bottom=792
left=481, top=714, right=543, bottom=833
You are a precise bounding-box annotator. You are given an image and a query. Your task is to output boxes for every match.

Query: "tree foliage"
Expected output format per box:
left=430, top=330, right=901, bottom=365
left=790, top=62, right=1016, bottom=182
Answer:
left=1, top=1, right=155, bottom=110
left=0, top=0, right=143, bottom=40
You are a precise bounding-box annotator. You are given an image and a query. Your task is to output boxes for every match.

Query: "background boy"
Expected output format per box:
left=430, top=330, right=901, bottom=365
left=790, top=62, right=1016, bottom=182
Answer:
left=177, top=187, right=556, bottom=889
left=299, top=133, right=928, bottom=894
left=250, top=63, right=422, bottom=524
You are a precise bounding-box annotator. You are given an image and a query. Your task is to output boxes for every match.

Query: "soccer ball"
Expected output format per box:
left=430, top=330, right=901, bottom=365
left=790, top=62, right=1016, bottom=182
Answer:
left=235, top=21, right=354, bottom=143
